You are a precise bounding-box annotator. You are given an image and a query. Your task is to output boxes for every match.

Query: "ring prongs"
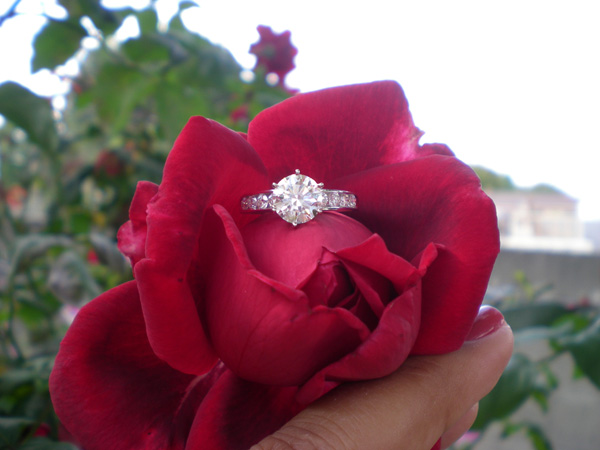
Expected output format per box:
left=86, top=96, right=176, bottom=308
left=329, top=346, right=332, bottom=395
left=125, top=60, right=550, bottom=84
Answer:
left=241, top=170, right=357, bottom=226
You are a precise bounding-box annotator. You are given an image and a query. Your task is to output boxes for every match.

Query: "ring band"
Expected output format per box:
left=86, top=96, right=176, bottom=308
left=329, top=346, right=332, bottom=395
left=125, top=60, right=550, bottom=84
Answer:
left=241, top=170, right=357, bottom=226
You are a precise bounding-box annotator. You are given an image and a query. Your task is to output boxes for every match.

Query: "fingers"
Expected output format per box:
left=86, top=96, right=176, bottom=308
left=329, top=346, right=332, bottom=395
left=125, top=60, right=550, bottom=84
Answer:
left=251, top=306, right=513, bottom=450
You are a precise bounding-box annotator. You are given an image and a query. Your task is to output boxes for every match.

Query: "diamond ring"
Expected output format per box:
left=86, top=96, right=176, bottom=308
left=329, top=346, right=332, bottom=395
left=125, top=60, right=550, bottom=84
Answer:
left=241, top=170, right=357, bottom=226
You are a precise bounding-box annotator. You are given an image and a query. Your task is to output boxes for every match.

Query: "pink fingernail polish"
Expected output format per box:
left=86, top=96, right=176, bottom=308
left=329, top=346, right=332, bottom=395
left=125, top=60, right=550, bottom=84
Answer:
left=466, top=306, right=506, bottom=341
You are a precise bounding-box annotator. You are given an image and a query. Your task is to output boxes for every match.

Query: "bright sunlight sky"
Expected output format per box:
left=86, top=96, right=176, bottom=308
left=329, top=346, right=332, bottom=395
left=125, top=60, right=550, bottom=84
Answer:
left=1, top=0, right=599, bottom=220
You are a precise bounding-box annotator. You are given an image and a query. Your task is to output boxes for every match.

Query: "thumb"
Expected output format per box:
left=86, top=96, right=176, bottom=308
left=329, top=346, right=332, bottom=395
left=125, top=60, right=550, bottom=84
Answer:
left=251, top=306, right=513, bottom=450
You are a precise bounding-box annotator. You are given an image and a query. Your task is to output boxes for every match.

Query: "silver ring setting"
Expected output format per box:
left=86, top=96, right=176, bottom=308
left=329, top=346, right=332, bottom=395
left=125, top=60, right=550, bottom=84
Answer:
left=241, top=170, right=357, bottom=226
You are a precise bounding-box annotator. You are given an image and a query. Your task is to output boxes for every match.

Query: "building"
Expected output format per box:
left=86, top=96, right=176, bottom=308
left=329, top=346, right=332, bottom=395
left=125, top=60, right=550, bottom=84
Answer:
left=486, top=190, right=595, bottom=254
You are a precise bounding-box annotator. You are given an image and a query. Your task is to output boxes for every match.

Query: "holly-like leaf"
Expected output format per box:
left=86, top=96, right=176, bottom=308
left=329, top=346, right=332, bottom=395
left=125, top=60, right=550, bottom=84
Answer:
left=561, top=317, right=600, bottom=389
left=32, top=19, right=87, bottom=71
left=473, top=353, right=537, bottom=430
left=502, top=422, right=553, bottom=450
left=502, top=303, right=569, bottom=331
left=525, top=423, right=553, bottom=450
left=0, top=83, right=59, bottom=153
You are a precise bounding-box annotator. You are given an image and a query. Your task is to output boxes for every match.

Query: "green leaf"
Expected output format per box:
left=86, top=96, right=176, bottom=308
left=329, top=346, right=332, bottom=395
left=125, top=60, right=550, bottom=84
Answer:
left=154, top=79, right=209, bottom=142
left=0, top=369, right=37, bottom=394
left=472, top=353, right=537, bottom=430
left=0, top=417, right=34, bottom=447
left=89, top=232, right=129, bottom=274
left=501, top=303, right=569, bottom=331
left=8, top=235, right=72, bottom=280
left=526, top=424, right=553, bottom=450
left=560, top=317, right=600, bottom=389
left=32, top=19, right=87, bottom=71
left=501, top=422, right=553, bottom=450
left=47, top=250, right=101, bottom=303
left=92, top=62, right=156, bottom=133
left=0, top=83, right=58, bottom=153
left=178, top=1, right=198, bottom=12
left=167, top=12, right=186, bottom=32
left=136, top=8, right=158, bottom=35
left=538, top=363, right=559, bottom=390
left=16, top=297, right=53, bottom=325
left=530, top=391, right=549, bottom=412
left=121, top=35, right=170, bottom=64
left=59, top=0, right=121, bottom=35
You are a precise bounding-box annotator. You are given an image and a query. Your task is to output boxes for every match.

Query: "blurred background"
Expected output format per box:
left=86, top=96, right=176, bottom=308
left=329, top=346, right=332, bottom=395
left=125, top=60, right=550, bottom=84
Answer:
left=0, top=0, right=598, bottom=449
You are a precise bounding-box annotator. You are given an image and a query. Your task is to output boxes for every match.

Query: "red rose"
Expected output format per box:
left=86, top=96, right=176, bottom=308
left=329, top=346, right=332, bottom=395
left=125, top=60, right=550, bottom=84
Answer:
left=94, top=149, right=125, bottom=177
left=50, top=81, right=499, bottom=449
left=229, top=103, right=250, bottom=124
left=250, top=25, right=298, bottom=86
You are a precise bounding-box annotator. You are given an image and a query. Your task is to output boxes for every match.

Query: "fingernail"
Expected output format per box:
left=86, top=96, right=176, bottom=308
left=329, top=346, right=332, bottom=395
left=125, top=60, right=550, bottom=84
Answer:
left=466, top=306, right=506, bottom=341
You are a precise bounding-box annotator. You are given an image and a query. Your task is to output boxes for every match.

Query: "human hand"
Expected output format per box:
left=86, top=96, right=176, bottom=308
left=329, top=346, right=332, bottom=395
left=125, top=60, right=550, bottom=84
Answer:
left=251, top=306, right=513, bottom=450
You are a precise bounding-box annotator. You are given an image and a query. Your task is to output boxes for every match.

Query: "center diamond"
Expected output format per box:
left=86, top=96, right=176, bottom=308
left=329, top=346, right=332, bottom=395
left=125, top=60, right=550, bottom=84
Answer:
left=271, top=171, right=325, bottom=226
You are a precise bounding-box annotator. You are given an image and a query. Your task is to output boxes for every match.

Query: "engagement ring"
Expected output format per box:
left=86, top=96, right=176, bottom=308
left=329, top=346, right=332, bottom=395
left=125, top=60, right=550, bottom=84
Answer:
left=241, top=170, right=357, bottom=226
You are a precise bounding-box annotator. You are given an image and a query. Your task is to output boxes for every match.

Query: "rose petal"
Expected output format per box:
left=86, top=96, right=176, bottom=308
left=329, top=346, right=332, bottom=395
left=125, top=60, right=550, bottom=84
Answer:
left=337, top=233, right=422, bottom=293
left=135, top=117, right=269, bottom=375
left=338, top=155, right=500, bottom=354
left=348, top=293, right=380, bottom=330
left=298, top=251, right=354, bottom=308
left=241, top=212, right=373, bottom=288
left=49, top=281, right=226, bottom=450
left=134, top=259, right=218, bottom=375
left=117, top=181, right=158, bottom=267
left=297, top=284, right=421, bottom=404
left=204, top=206, right=371, bottom=386
left=248, top=81, right=424, bottom=182
left=419, top=142, right=455, bottom=157
left=185, top=370, right=302, bottom=449
left=339, top=261, right=387, bottom=318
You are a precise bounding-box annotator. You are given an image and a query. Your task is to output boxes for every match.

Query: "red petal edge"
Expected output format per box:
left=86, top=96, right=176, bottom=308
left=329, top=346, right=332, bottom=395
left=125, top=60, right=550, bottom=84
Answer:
left=50, top=281, right=226, bottom=450
left=117, top=181, right=158, bottom=267
left=248, top=81, right=424, bottom=183
left=185, top=371, right=302, bottom=450
left=134, top=117, right=269, bottom=375
left=338, top=155, right=500, bottom=354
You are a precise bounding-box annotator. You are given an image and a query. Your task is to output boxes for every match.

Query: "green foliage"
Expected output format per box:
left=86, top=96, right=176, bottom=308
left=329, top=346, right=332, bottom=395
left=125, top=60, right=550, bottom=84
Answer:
left=473, top=165, right=516, bottom=190
left=0, top=417, right=35, bottom=448
left=1, top=2, right=598, bottom=449
left=502, top=303, right=569, bottom=331
left=502, top=422, right=553, bottom=450
left=473, top=166, right=564, bottom=194
left=555, top=317, right=600, bottom=389
left=58, top=0, right=121, bottom=35
left=32, top=19, right=87, bottom=71
left=0, top=0, right=292, bottom=446
left=468, top=276, right=600, bottom=450
left=0, top=83, right=58, bottom=153
left=473, top=354, right=538, bottom=430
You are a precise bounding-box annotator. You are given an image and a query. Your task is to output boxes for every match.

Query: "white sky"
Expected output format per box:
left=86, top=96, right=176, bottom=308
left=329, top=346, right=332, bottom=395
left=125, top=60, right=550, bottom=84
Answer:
left=1, top=0, right=599, bottom=220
